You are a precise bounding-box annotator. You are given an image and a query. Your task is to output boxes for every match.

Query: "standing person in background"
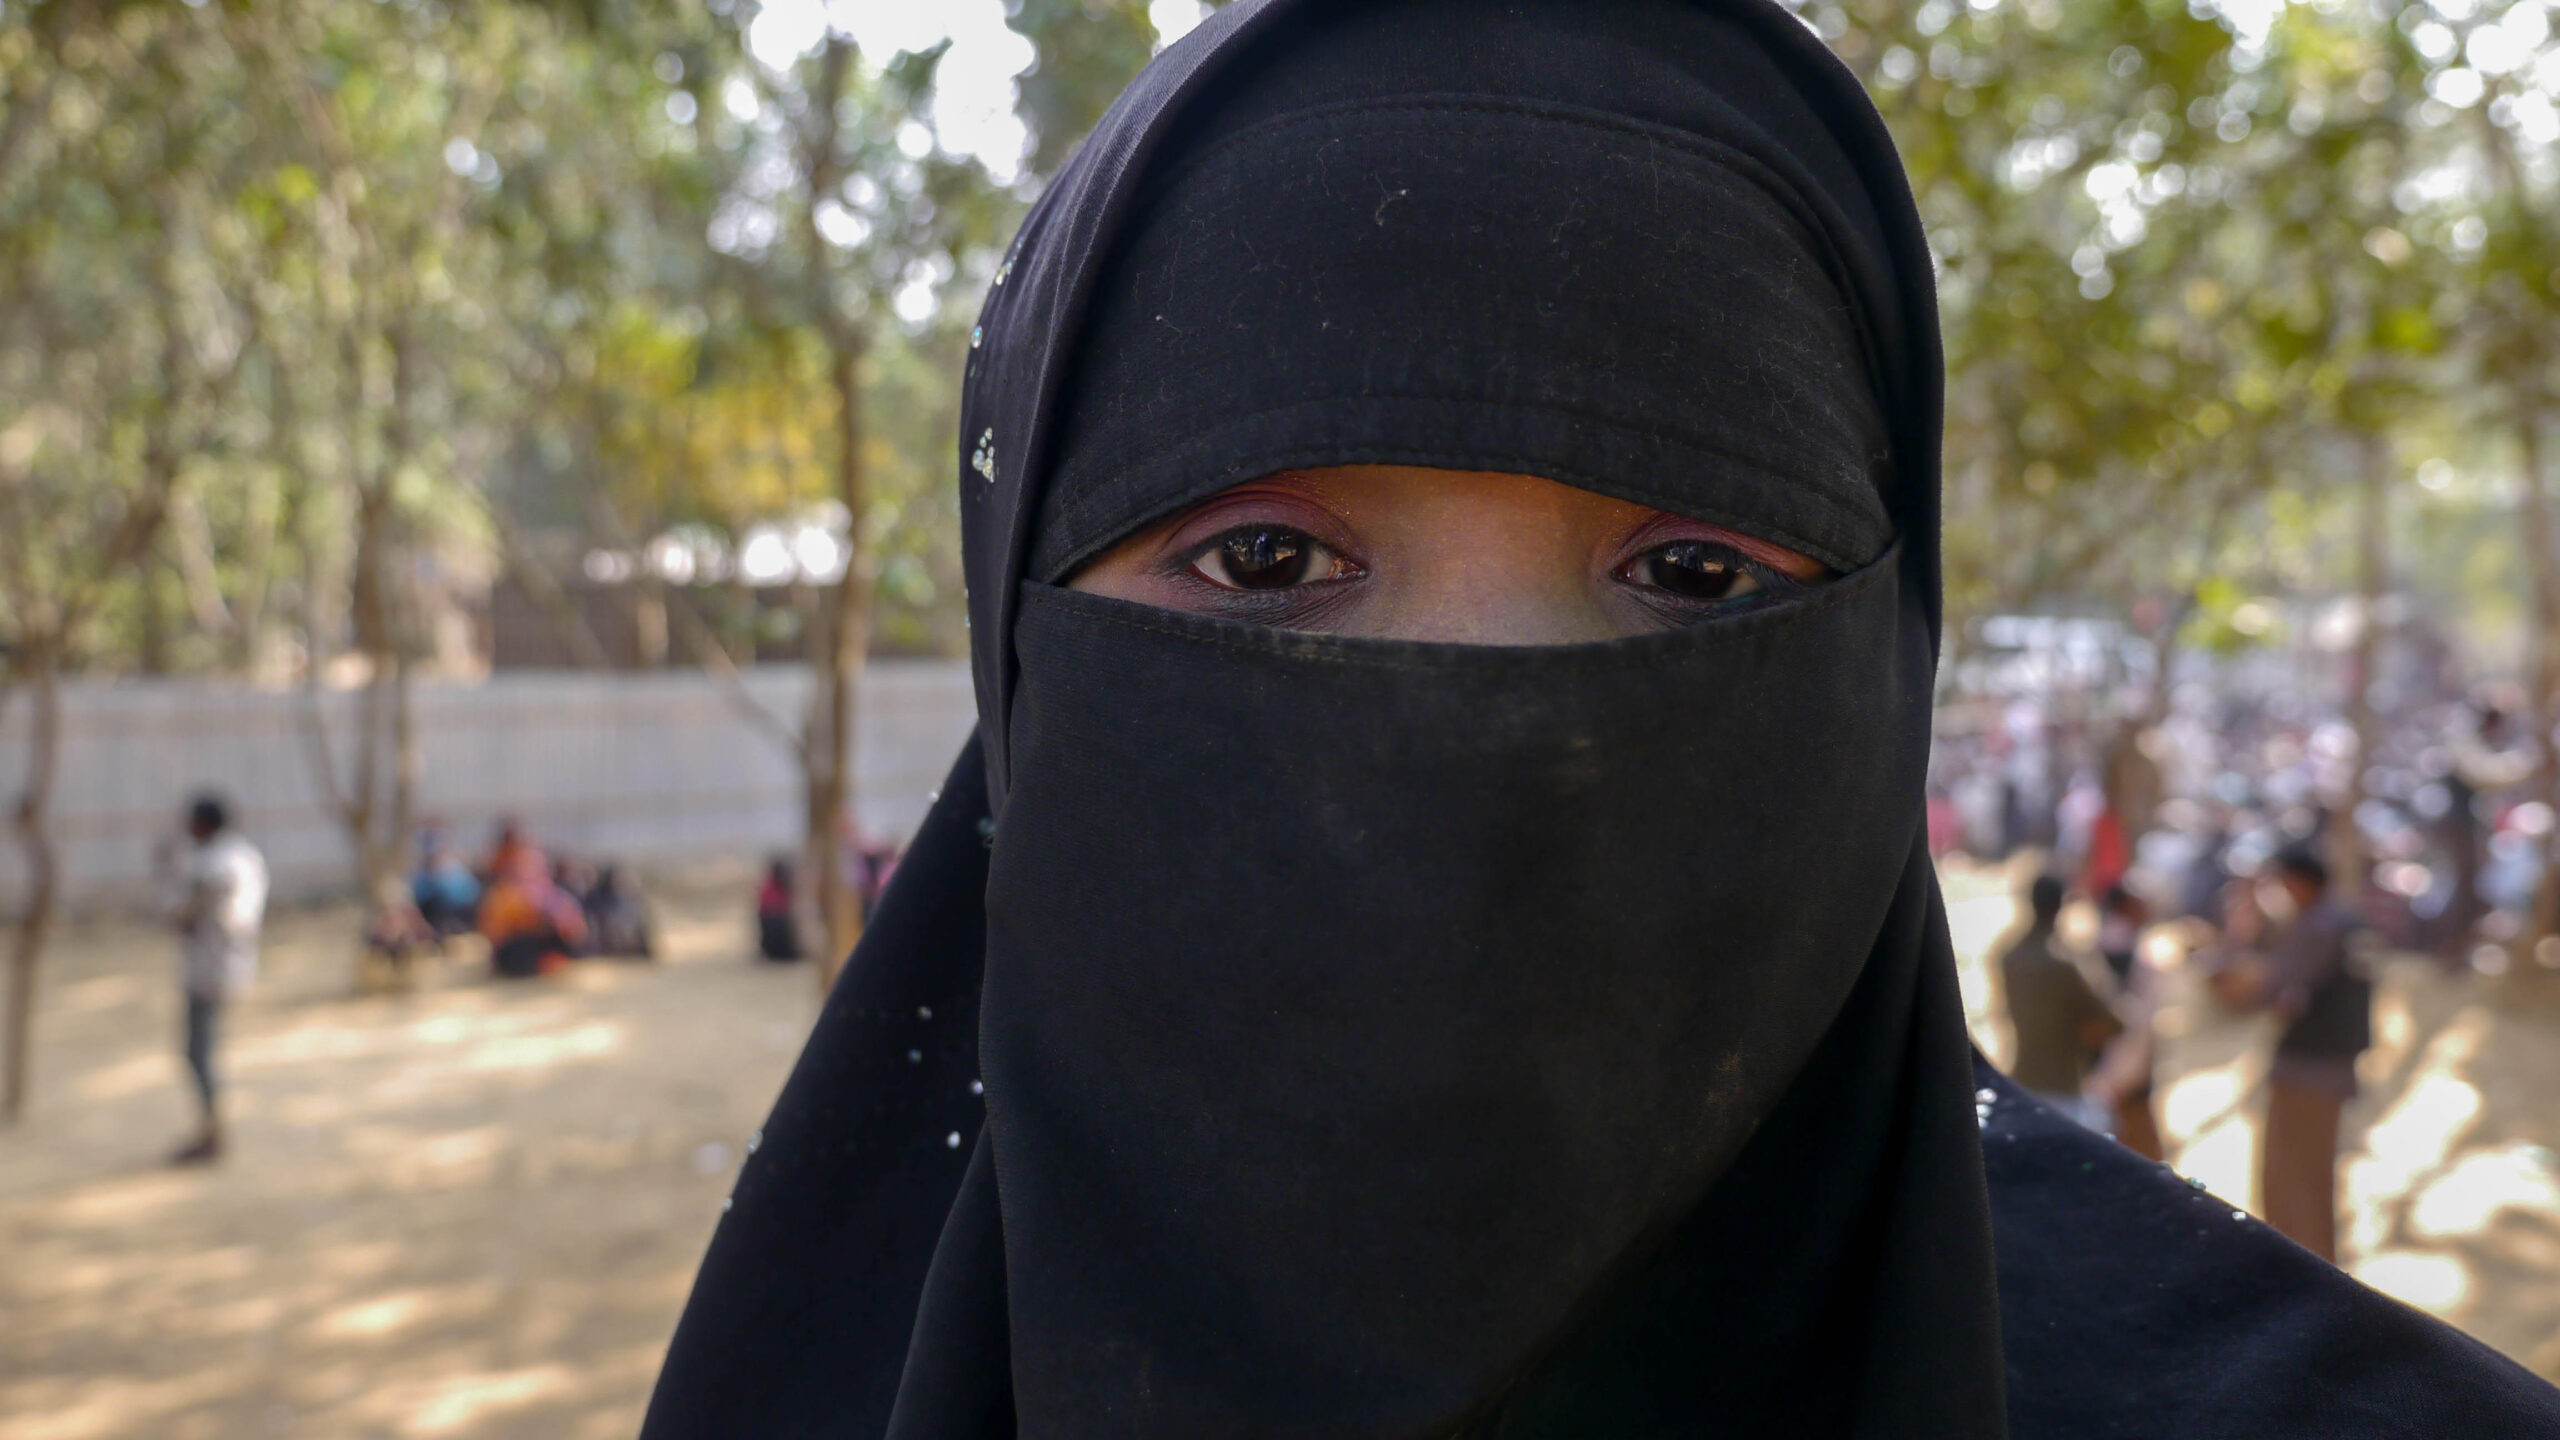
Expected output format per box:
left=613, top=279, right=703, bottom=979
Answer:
left=2094, top=882, right=2147, bottom=987
left=2181, top=805, right=2234, bottom=922
left=167, top=793, right=266, bottom=1165
left=2442, top=697, right=2533, bottom=961
left=1924, top=782, right=1962, bottom=859
left=1999, top=874, right=2122, bottom=1133
left=2219, top=846, right=2373, bottom=1262
left=2093, top=882, right=2166, bottom=1160
left=2083, top=721, right=2162, bottom=902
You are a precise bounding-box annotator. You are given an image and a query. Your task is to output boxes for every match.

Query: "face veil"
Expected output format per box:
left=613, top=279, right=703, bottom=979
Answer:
left=639, top=2, right=2004, bottom=1437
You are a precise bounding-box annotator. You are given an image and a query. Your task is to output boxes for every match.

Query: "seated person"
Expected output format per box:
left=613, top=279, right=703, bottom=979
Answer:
left=411, top=844, right=481, bottom=938
left=478, top=850, right=588, bottom=979
left=585, top=864, right=657, bottom=960
left=755, top=857, right=803, bottom=962
left=552, top=856, right=602, bottom=958
left=366, top=879, right=441, bottom=966
left=478, top=817, right=532, bottom=888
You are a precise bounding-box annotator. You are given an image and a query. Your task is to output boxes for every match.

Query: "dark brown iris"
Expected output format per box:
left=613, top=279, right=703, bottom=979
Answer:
left=1643, top=540, right=1746, bottom=600
left=1217, top=527, right=1314, bottom=589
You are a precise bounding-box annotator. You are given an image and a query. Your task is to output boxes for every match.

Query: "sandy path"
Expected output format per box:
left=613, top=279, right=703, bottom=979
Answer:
left=4, top=862, right=2554, bottom=1439
left=2, top=883, right=817, bottom=1440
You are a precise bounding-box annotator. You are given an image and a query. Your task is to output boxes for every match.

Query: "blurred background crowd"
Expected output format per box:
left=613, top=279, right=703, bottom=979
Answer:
left=4, top=0, right=2560, bottom=1434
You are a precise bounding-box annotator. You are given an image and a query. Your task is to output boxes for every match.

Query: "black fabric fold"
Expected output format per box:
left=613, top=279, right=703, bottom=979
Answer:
left=640, top=739, right=992, bottom=1439
left=1477, top=846, right=1995, bottom=1437
left=1978, top=1061, right=2560, bottom=1439
left=886, top=1131, right=1018, bottom=1440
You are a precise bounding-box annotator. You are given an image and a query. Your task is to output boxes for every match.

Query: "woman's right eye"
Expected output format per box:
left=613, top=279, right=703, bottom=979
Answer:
left=1188, top=524, right=1347, bottom=591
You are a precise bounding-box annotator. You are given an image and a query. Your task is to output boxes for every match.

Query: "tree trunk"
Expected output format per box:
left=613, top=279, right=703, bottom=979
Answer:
left=331, top=307, right=424, bottom=910
left=2467, top=104, right=2560, bottom=992
left=171, top=490, right=235, bottom=640
left=2336, top=432, right=2389, bottom=889
left=3, top=648, right=63, bottom=1125
left=2513, top=403, right=2560, bottom=994
left=798, top=33, right=875, bottom=993
left=137, top=539, right=171, bottom=676
left=493, top=521, right=611, bottom=669
left=233, top=466, right=281, bottom=674
left=2139, top=583, right=2195, bottom=734
left=301, top=479, right=415, bottom=911
left=633, top=588, right=669, bottom=669
left=806, top=334, right=873, bottom=992
left=386, top=647, right=417, bottom=895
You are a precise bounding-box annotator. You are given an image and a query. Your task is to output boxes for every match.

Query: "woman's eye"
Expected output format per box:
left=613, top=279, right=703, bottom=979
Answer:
left=1190, top=525, right=1342, bottom=591
left=1620, top=540, right=1764, bottom=603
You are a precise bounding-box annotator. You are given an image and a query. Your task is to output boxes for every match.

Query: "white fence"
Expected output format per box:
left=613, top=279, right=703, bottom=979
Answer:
left=0, top=662, right=979, bottom=912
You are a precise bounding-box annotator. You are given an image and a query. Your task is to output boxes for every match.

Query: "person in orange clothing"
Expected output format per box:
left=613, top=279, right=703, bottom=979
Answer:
left=478, top=816, right=533, bottom=888
left=478, top=847, right=588, bottom=979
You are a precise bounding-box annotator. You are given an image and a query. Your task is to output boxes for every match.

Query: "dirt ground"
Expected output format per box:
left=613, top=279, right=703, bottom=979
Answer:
left=1, top=874, right=816, bottom=1440
left=4, top=860, right=2557, bottom=1439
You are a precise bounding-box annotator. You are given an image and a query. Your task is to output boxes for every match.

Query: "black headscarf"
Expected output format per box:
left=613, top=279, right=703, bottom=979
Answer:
left=648, top=0, right=1998, bottom=1434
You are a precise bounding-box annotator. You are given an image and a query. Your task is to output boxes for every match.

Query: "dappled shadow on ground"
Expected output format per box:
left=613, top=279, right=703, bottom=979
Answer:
left=1945, top=856, right=2560, bottom=1380
left=1, top=886, right=816, bottom=1440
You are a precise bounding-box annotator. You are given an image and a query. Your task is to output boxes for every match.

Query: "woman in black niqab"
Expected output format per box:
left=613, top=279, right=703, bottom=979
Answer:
left=641, top=2, right=2560, bottom=1436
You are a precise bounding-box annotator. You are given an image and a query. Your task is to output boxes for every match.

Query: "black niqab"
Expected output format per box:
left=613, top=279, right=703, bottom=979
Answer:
left=658, top=0, right=1994, bottom=1433
left=940, top=8, right=1995, bottom=1430
left=639, top=1, right=2560, bottom=1436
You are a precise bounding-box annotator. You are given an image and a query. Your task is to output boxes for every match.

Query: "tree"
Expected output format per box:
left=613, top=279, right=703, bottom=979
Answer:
left=500, top=10, right=1012, bottom=985
left=0, top=8, right=257, bottom=1120
left=1008, top=0, right=1165, bottom=175
left=222, top=0, right=534, bottom=908
left=1812, top=0, right=2557, bottom=891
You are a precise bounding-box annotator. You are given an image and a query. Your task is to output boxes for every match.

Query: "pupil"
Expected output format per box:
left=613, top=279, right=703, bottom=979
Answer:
left=1221, top=528, right=1310, bottom=589
left=1653, top=542, right=1739, bottom=600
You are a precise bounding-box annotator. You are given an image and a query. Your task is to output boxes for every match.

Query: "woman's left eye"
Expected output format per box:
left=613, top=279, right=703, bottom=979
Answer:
left=1617, top=540, right=1767, bottom=604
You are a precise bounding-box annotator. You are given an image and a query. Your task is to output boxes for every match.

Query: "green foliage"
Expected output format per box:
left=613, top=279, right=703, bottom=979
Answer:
left=1805, top=0, right=2560, bottom=652
left=2, top=0, right=2552, bottom=681
left=0, top=0, right=1091, bottom=672
left=1007, top=0, right=1165, bottom=174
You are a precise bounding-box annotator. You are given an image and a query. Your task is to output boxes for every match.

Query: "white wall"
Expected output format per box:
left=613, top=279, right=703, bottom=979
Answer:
left=0, top=662, right=978, bottom=912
